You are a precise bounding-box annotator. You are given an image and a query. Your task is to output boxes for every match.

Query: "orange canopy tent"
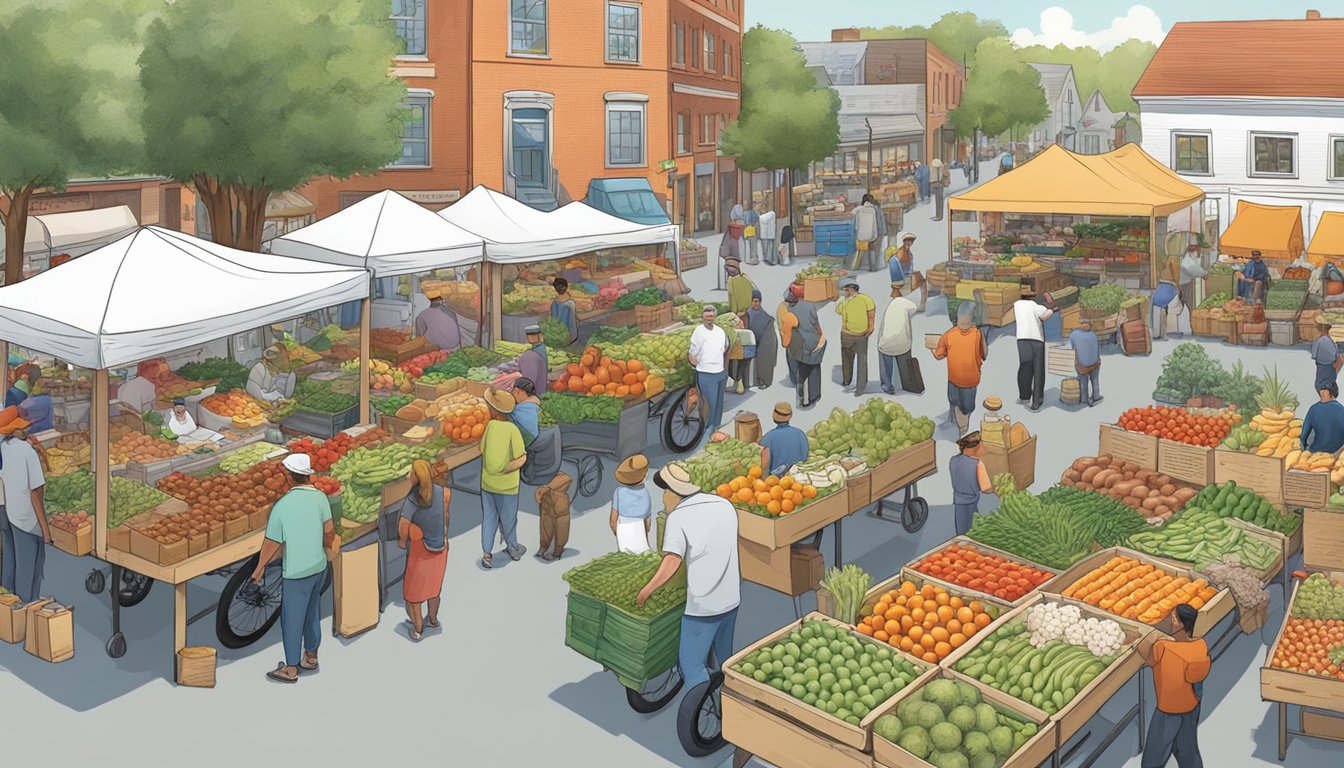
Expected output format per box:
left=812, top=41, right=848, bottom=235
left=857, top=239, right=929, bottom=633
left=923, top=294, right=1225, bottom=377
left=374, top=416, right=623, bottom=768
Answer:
left=1219, top=200, right=1304, bottom=261
left=1306, top=211, right=1344, bottom=266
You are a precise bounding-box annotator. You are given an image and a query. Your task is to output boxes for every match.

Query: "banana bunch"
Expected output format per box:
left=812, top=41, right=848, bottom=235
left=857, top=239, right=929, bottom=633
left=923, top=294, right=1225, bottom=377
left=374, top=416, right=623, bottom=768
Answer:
left=1252, top=409, right=1301, bottom=459
left=1331, top=454, right=1344, bottom=486
left=1289, top=450, right=1336, bottom=473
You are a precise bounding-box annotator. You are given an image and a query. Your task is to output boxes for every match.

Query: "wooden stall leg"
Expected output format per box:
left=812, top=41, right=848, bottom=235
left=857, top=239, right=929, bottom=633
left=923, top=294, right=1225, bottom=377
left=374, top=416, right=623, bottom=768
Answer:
left=732, top=748, right=752, bottom=768
left=1137, top=673, right=1146, bottom=751
left=173, top=582, right=187, bottom=681
left=1278, top=702, right=1287, bottom=761
left=833, top=519, right=842, bottom=567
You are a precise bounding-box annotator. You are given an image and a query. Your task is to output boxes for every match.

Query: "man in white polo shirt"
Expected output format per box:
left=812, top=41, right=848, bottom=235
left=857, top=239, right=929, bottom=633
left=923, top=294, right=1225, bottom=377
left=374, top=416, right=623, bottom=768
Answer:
left=688, top=305, right=731, bottom=432
left=1013, top=288, right=1054, bottom=412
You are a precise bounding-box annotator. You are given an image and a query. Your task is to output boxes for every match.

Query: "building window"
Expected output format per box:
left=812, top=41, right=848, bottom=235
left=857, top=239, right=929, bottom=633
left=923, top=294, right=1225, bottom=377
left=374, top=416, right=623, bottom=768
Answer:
left=723, top=42, right=733, bottom=78
left=390, top=0, right=426, bottom=57
left=510, top=0, right=548, bottom=56
left=607, top=102, right=646, bottom=166
left=700, top=113, right=713, bottom=145
left=677, top=112, right=690, bottom=155
left=606, top=3, right=640, bottom=63
left=1172, top=132, right=1211, bottom=175
left=704, top=32, right=716, bottom=72
left=674, top=22, right=685, bottom=65
left=389, top=94, right=431, bottom=167
left=691, top=29, right=700, bottom=68
left=1250, top=132, right=1296, bottom=177
left=1331, top=135, right=1344, bottom=180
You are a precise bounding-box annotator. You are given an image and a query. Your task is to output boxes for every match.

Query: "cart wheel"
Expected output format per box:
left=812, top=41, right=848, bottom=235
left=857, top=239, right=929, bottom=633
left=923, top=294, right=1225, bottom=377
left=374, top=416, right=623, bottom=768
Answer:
left=577, top=454, right=603, bottom=498
left=661, top=387, right=706, bottom=453
left=626, top=666, right=684, bottom=713
left=106, top=632, right=127, bottom=659
left=216, top=554, right=283, bottom=649
left=902, top=497, right=929, bottom=533
left=117, top=570, right=154, bottom=608
left=677, top=676, right=727, bottom=757
left=85, top=569, right=106, bottom=595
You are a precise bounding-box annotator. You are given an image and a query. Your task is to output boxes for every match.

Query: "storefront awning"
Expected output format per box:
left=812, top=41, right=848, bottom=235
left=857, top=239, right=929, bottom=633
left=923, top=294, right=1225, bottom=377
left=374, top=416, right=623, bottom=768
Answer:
left=949, top=144, right=1204, bottom=218
left=0, top=227, right=368, bottom=369
left=265, top=190, right=316, bottom=219
left=1220, top=199, right=1304, bottom=261
left=15, top=205, right=139, bottom=257
left=837, top=114, right=924, bottom=148
left=269, top=190, right=484, bottom=277
left=1307, top=211, right=1344, bottom=264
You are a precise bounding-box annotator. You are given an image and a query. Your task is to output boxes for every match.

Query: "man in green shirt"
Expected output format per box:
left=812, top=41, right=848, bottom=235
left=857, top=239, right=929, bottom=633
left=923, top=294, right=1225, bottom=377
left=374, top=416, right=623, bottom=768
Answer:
left=835, top=278, right=876, bottom=396
left=251, top=453, right=335, bottom=684
left=480, top=387, right=528, bottom=569
left=725, top=257, right=755, bottom=316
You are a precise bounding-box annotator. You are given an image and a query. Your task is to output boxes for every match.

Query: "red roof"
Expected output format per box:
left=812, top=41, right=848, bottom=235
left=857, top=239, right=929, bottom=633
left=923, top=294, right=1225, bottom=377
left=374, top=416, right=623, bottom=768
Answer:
left=1132, top=18, right=1344, bottom=99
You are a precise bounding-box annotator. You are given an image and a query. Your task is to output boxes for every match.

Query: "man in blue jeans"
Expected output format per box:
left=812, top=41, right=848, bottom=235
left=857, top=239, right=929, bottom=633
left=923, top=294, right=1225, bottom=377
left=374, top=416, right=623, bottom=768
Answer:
left=638, top=463, right=740, bottom=694
left=251, top=453, right=336, bottom=684
left=1068, top=319, right=1103, bottom=407
left=688, top=305, right=731, bottom=433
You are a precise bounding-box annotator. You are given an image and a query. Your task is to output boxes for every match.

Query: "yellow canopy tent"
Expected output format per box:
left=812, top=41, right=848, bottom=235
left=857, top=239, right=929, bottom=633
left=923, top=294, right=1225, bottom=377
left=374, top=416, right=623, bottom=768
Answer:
left=1219, top=200, right=1304, bottom=261
left=1306, top=210, right=1344, bottom=267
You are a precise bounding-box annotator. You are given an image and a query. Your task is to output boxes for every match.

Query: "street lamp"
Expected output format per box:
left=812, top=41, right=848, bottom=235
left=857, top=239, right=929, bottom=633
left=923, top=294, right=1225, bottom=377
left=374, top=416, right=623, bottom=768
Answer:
left=865, top=117, right=875, bottom=192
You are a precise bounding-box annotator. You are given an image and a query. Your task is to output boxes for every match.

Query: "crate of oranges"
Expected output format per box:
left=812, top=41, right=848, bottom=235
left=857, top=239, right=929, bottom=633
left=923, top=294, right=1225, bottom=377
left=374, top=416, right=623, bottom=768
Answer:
left=855, top=577, right=999, bottom=664
left=720, top=466, right=845, bottom=550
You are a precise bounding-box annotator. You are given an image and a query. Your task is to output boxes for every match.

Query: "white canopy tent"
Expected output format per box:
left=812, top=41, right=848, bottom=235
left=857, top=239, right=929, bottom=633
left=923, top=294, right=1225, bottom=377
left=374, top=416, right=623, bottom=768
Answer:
left=267, top=190, right=484, bottom=276
left=0, top=226, right=368, bottom=370
left=436, top=186, right=559, bottom=263
left=547, top=200, right=679, bottom=256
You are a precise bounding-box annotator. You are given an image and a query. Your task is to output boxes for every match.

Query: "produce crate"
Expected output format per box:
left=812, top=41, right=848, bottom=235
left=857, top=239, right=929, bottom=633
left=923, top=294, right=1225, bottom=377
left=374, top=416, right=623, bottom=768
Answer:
left=1213, top=449, right=1284, bottom=507
left=412, top=380, right=460, bottom=400
left=1269, top=319, right=1300, bottom=346
left=722, top=691, right=872, bottom=768
left=1039, top=547, right=1234, bottom=637
left=1283, top=464, right=1335, bottom=510
left=169, top=432, right=269, bottom=477
left=602, top=308, right=638, bottom=328
left=556, top=402, right=646, bottom=460
left=870, top=440, right=938, bottom=502
left=1261, top=577, right=1344, bottom=718
left=981, top=436, right=1036, bottom=493
left=678, top=246, right=707, bottom=272
left=1303, top=508, right=1344, bottom=570
left=723, top=612, right=933, bottom=751
left=1217, top=518, right=1289, bottom=583
left=1097, top=423, right=1158, bottom=469
left=803, top=276, right=839, bottom=303
left=1211, top=316, right=1240, bottom=343
left=130, top=526, right=188, bottom=566
left=49, top=522, right=93, bottom=557
left=371, top=335, right=434, bottom=364
left=121, top=455, right=196, bottom=487
left=737, top=486, right=849, bottom=551
left=1298, top=311, right=1323, bottom=345
left=903, top=536, right=1059, bottom=607
left=564, top=590, right=682, bottom=689
left=869, top=667, right=1056, bottom=768
left=1156, top=438, right=1215, bottom=487
left=845, top=469, right=873, bottom=511
left=1046, top=344, right=1075, bottom=377
left=867, top=569, right=1014, bottom=620
left=280, top=405, right=359, bottom=440
left=635, top=301, right=675, bottom=333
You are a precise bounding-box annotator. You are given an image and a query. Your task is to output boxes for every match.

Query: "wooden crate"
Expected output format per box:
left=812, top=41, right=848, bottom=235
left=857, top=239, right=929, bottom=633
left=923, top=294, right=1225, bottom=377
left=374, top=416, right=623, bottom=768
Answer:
left=1046, top=345, right=1075, bottom=377
left=736, top=487, right=849, bottom=550
left=1157, top=439, right=1215, bottom=487
left=845, top=470, right=873, bottom=512
left=722, top=612, right=932, bottom=751
left=1190, top=309, right=1216, bottom=337
left=635, top=301, right=675, bottom=332
left=130, top=527, right=189, bottom=566
left=1269, top=319, right=1299, bottom=346
left=865, top=569, right=1015, bottom=619
left=803, top=276, right=839, bottom=303
left=722, top=692, right=872, bottom=768
left=1283, top=468, right=1334, bottom=510
left=1214, top=449, right=1284, bottom=506
left=1304, top=508, right=1344, bottom=570
left=737, top=540, right=826, bottom=596
left=1097, top=423, right=1158, bottom=469
left=1261, top=578, right=1344, bottom=711
left=678, top=246, right=707, bottom=272
left=371, top=336, right=434, bottom=363
left=870, top=440, right=937, bottom=501
left=49, top=523, right=93, bottom=557
left=901, top=536, right=1059, bottom=607
left=1218, top=518, right=1290, bottom=583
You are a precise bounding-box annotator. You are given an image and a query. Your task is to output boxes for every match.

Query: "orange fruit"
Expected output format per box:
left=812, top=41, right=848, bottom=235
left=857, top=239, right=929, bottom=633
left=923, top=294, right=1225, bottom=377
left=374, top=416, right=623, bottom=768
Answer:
left=736, top=488, right=753, bottom=503
left=950, top=633, right=967, bottom=648
left=899, top=637, right=915, bottom=652
left=934, top=641, right=952, bottom=658
left=874, top=630, right=890, bottom=643
left=963, top=623, right=979, bottom=638
left=856, top=623, right=874, bottom=636
left=946, top=619, right=963, bottom=636
left=937, top=605, right=955, bottom=623
left=949, top=596, right=964, bottom=610
left=900, top=615, right=914, bottom=631
left=920, top=634, right=937, bottom=651
left=802, top=485, right=818, bottom=498
left=974, top=613, right=992, bottom=628
left=923, top=651, right=940, bottom=664
left=885, top=619, right=901, bottom=635
left=873, top=601, right=890, bottom=617
left=920, top=584, right=938, bottom=600
left=957, top=606, right=975, bottom=624
left=900, top=581, right=917, bottom=597
left=935, top=591, right=951, bottom=606
left=969, top=601, right=984, bottom=614
left=910, top=607, right=926, bottom=623
left=766, top=500, right=782, bottom=515
left=748, top=466, right=763, bottom=479
left=930, top=627, right=950, bottom=643
left=756, top=491, right=773, bottom=506
left=716, top=484, right=732, bottom=497
left=781, top=499, right=795, bottom=513
left=907, top=625, right=924, bottom=643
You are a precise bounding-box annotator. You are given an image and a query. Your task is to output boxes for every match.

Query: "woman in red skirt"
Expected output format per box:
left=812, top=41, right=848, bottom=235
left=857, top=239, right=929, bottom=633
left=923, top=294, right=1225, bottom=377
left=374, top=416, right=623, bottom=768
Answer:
left=399, top=460, right=450, bottom=641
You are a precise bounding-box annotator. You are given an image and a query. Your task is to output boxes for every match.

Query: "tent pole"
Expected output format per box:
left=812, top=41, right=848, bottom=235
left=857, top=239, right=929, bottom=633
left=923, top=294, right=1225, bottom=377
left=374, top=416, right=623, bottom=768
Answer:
left=93, top=369, right=110, bottom=558
left=1150, top=214, right=1157, bottom=290
left=489, top=263, right=502, bottom=346
left=0, top=342, right=7, bottom=399
left=359, top=294, right=371, bottom=426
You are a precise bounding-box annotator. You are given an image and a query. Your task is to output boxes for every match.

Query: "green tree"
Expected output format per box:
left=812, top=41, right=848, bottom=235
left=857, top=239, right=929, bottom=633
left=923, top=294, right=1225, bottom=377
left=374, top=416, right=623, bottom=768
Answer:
left=861, top=12, right=1008, bottom=62
left=950, top=38, right=1048, bottom=142
left=139, top=0, right=407, bottom=251
left=1098, top=40, right=1158, bottom=113
left=0, top=1, right=150, bottom=284
left=721, top=26, right=840, bottom=174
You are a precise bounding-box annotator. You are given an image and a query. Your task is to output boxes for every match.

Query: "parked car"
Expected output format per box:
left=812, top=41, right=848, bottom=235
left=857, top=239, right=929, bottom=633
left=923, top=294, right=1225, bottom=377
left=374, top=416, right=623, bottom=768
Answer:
left=583, top=178, right=670, bottom=226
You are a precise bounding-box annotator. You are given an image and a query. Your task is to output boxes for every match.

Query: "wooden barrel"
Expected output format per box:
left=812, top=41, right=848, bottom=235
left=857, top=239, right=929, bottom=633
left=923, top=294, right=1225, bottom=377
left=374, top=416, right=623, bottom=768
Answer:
left=1060, top=377, right=1081, bottom=404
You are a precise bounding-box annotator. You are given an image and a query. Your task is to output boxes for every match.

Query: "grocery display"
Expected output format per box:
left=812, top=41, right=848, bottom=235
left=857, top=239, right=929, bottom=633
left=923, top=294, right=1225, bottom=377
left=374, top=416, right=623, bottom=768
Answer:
left=731, top=618, right=924, bottom=725
left=1124, top=507, right=1281, bottom=573
left=873, top=677, right=1041, bottom=768
left=293, top=379, right=358, bottom=414
left=817, top=565, right=872, bottom=626
left=1186, top=482, right=1300, bottom=535
left=1060, top=556, right=1218, bottom=623
left=200, top=389, right=267, bottom=421
left=157, top=460, right=289, bottom=526
left=855, top=579, right=997, bottom=662
left=494, top=339, right=573, bottom=369
left=714, top=465, right=822, bottom=517
left=109, top=429, right=184, bottom=465
left=46, top=469, right=94, bottom=516
left=680, top=438, right=762, bottom=493
left=330, top=439, right=451, bottom=522
left=1054, top=457, right=1192, bottom=524
left=562, top=551, right=687, bottom=618
left=1268, top=574, right=1344, bottom=679
left=967, top=492, right=1093, bottom=570
left=373, top=394, right=415, bottom=416
left=908, top=543, right=1055, bottom=602
left=108, top=476, right=172, bottom=528
left=539, top=393, right=624, bottom=424
left=175, top=358, right=249, bottom=392
left=554, top=346, right=654, bottom=398
left=216, top=442, right=284, bottom=474
left=1116, top=405, right=1237, bottom=447
left=44, top=433, right=91, bottom=475
left=807, top=400, right=936, bottom=464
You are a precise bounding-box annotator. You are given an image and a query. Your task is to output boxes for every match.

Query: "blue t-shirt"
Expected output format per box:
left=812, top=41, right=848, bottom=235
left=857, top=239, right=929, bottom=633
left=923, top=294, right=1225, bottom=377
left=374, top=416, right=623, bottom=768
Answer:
left=888, top=255, right=906, bottom=284
left=760, top=424, right=810, bottom=476
left=1301, top=400, right=1344, bottom=453
left=399, top=483, right=447, bottom=552
left=1068, top=329, right=1101, bottom=368
left=613, top=485, right=653, bottom=519
left=511, top=401, right=541, bottom=445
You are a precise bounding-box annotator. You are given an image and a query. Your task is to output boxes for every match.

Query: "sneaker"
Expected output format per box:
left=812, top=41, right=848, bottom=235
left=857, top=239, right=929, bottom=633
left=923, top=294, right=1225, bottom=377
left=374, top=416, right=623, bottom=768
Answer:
left=1028, top=403, right=1041, bottom=413
left=507, top=544, right=527, bottom=561
left=882, top=388, right=896, bottom=395
left=1016, top=398, right=1028, bottom=405
left=1092, top=396, right=1104, bottom=405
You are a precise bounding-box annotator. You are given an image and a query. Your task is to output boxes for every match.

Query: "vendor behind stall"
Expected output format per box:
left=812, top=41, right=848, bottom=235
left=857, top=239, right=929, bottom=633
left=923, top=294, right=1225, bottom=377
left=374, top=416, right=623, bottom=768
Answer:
left=1235, top=250, right=1270, bottom=303
left=759, top=402, right=808, bottom=477
left=247, top=344, right=296, bottom=404
left=550, top=277, right=579, bottom=345
left=166, top=397, right=223, bottom=443
left=5, top=363, right=39, bottom=409
left=415, top=287, right=463, bottom=353
left=1301, top=383, right=1344, bottom=454
left=516, top=325, right=548, bottom=393
left=17, top=392, right=53, bottom=433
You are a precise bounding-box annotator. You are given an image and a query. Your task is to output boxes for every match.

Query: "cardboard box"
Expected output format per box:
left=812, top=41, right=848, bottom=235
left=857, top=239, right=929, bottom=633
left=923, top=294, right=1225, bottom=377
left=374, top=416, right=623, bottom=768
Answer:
left=737, top=540, right=825, bottom=596
left=176, top=646, right=217, bottom=688
left=981, top=435, right=1036, bottom=492
left=1304, top=508, right=1344, bottom=571
left=736, top=487, right=849, bottom=550
left=333, top=543, right=379, bottom=638
left=1098, top=423, right=1158, bottom=469
left=130, top=527, right=189, bottom=566
left=722, top=692, right=872, bottom=768
left=0, top=594, right=27, bottom=643
left=1283, top=463, right=1336, bottom=510
left=24, top=599, right=74, bottom=663
left=803, top=276, right=839, bottom=303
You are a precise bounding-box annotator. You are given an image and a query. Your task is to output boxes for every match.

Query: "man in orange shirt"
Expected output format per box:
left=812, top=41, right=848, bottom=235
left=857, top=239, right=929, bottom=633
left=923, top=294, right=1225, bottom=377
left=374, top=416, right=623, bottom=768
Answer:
left=1140, top=603, right=1209, bottom=768
left=933, top=301, right=988, bottom=435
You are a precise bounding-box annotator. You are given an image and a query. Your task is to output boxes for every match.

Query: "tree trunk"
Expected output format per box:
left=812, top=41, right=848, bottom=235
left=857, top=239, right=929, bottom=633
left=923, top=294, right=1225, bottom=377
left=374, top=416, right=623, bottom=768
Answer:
left=234, top=183, right=271, bottom=253
left=193, top=174, right=237, bottom=249
left=1, top=184, right=36, bottom=286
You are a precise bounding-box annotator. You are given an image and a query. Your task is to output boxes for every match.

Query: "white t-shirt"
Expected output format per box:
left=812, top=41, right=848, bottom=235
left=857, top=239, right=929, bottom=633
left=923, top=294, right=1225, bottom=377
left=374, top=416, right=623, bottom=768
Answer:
left=662, top=493, right=740, bottom=617
left=878, top=297, right=918, bottom=356
left=0, top=438, right=46, bottom=535
left=1013, top=300, right=1048, bottom=342
left=689, top=324, right=730, bottom=374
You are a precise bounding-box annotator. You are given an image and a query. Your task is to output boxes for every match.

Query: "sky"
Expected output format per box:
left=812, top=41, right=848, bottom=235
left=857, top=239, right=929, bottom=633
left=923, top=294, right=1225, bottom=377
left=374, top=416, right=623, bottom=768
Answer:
left=746, top=1, right=1331, bottom=51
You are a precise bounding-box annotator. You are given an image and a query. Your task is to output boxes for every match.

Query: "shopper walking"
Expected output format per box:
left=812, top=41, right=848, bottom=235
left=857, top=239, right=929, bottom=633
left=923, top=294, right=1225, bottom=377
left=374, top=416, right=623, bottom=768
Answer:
left=895, top=232, right=927, bottom=312
left=933, top=302, right=988, bottom=435
left=746, top=290, right=777, bottom=389
left=726, top=257, right=755, bottom=316
left=1140, top=604, right=1210, bottom=768
left=480, top=387, right=528, bottom=569
left=950, top=432, right=995, bottom=536
left=252, top=453, right=336, bottom=683
left=759, top=403, right=810, bottom=477
left=1310, top=316, right=1343, bottom=391
left=759, top=209, right=778, bottom=266
left=878, top=282, right=918, bottom=395
left=1176, top=245, right=1207, bottom=337
left=398, top=459, right=450, bottom=642
left=689, top=305, right=731, bottom=432
left=914, top=161, right=929, bottom=203
left=867, top=194, right=888, bottom=268
left=609, top=455, right=653, bottom=554
left=788, top=287, right=827, bottom=408
left=778, top=287, right=800, bottom=387
left=1013, top=289, right=1053, bottom=412
left=0, top=417, right=49, bottom=602
left=930, top=157, right=946, bottom=221
left=536, top=474, right=572, bottom=562
left=743, top=204, right=761, bottom=265
left=1069, top=320, right=1103, bottom=407
left=836, top=278, right=876, bottom=396
left=852, top=196, right=882, bottom=272
left=716, top=230, right=740, bottom=292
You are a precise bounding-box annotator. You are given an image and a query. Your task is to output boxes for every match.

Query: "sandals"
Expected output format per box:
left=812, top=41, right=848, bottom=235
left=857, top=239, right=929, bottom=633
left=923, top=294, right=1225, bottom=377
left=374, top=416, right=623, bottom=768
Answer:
left=266, top=663, right=298, bottom=684
left=409, top=628, right=423, bottom=642
left=481, top=553, right=493, bottom=570
left=300, top=653, right=319, bottom=672
left=507, top=544, right=527, bottom=561
left=426, top=617, right=441, bottom=629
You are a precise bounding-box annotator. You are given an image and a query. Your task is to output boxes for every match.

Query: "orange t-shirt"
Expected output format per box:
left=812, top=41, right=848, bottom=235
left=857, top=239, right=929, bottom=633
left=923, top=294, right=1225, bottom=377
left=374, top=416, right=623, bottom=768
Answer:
left=778, top=302, right=798, bottom=347
left=936, top=327, right=986, bottom=388
left=1151, top=638, right=1210, bottom=714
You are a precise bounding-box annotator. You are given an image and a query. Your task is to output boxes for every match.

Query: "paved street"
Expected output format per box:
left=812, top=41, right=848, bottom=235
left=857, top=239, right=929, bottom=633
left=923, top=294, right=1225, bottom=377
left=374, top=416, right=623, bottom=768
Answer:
left=0, top=156, right=1338, bottom=767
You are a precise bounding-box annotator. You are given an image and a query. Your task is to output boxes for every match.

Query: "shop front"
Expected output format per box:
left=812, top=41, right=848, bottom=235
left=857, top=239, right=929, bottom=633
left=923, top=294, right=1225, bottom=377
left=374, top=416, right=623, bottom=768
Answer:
left=694, top=163, right=715, bottom=234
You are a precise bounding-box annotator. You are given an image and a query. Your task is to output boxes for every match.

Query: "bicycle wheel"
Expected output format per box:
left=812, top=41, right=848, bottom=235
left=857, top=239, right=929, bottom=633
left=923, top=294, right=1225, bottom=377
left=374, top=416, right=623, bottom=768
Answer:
left=216, top=554, right=283, bottom=649
left=577, top=454, right=603, bottom=498
left=625, top=665, right=684, bottom=713
left=117, top=570, right=154, bottom=608
left=676, top=676, right=727, bottom=757
left=661, top=387, right=706, bottom=453
left=902, top=497, right=929, bottom=533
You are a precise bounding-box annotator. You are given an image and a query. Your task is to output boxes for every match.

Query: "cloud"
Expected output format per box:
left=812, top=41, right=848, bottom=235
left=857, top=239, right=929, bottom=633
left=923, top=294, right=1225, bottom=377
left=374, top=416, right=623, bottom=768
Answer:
left=1010, top=5, right=1165, bottom=52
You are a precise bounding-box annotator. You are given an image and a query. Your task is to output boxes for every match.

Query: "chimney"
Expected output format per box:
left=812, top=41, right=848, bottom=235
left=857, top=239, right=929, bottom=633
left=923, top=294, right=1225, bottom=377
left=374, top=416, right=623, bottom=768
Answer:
left=832, top=28, right=861, bottom=42
left=1306, top=9, right=1321, bottom=19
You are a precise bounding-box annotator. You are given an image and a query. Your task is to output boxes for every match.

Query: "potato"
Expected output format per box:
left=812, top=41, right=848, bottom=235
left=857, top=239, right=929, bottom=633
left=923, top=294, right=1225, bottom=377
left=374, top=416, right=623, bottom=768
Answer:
left=1072, top=458, right=1094, bottom=473
left=1081, top=466, right=1103, bottom=485
left=1104, top=472, right=1124, bottom=489
left=1121, top=461, right=1139, bottom=475
left=1096, top=454, right=1113, bottom=467
left=1064, top=468, right=1081, bottom=483
left=1142, top=496, right=1161, bottom=511
left=1155, top=505, right=1172, bottom=518
left=1124, top=495, right=1144, bottom=508
left=1113, top=480, right=1139, bottom=497
left=1159, top=483, right=1176, bottom=497
left=1174, top=487, right=1197, bottom=503
left=1132, top=485, right=1151, bottom=499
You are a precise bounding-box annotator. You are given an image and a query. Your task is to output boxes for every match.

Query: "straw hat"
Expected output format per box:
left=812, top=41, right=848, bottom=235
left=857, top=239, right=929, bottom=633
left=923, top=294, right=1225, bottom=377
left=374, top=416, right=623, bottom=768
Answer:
left=423, top=286, right=441, bottom=299
left=484, top=387, right=515, bottom=414
left=653, top=462, right=700, bottom=497
left=772, top=402, right=793, bottom=422
left=983, top=396, right=1003, bottom=411
left=615, top=455, right=649, bottom=486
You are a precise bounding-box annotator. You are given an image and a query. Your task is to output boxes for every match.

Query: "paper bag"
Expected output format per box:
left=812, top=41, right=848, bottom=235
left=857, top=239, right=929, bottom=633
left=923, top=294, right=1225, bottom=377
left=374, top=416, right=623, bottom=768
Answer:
left=333, top=543, right=379, bottom=638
